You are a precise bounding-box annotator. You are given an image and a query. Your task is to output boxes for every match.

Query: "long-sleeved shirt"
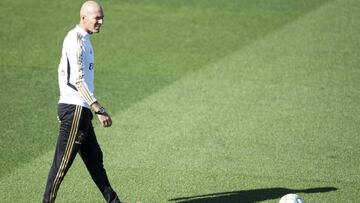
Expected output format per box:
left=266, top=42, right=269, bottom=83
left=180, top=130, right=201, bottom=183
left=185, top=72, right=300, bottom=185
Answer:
left=58, top=25, right=97, bottom=109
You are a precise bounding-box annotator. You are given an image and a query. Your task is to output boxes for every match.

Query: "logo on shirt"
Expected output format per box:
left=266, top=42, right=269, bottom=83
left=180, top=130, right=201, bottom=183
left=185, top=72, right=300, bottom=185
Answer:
left=89, top=63, right=94, bottom=70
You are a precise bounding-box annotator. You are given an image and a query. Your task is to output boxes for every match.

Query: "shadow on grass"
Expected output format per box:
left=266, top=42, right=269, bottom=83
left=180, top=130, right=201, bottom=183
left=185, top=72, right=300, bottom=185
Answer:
left=169, top=187, right=338, bottom=203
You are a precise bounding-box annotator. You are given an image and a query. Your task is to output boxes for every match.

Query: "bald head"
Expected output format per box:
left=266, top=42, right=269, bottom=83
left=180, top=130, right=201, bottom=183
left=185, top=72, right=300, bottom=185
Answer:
left=79, top=1, right=104, bottom=34
left=80, top=1, right=102, bottom=17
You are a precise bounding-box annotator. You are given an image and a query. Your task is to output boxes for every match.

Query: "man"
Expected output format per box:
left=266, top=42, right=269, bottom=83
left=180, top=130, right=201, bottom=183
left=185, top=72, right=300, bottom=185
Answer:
left=42, top=1, right=123, bottom=202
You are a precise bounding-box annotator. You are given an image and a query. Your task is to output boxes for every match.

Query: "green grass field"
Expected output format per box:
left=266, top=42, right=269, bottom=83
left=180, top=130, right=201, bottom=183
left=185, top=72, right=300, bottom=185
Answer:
left=1, top=0, right=359, bottom=202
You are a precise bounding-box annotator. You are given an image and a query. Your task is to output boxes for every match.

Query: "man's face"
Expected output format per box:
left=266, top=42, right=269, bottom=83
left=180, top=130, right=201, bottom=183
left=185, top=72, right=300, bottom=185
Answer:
left=84, top=8, right=104, bottom=34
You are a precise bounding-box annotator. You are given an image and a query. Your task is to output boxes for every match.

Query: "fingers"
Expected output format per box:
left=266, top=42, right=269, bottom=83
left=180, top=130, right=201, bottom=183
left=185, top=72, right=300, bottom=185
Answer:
left=102, top=117, right=112, bottom=128
left=103, top=120, right=112, bottom=127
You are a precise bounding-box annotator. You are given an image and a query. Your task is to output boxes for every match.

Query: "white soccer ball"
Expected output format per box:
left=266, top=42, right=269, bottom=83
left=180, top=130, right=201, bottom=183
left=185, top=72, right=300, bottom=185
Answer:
left=279, top=194, right=304, bottom=203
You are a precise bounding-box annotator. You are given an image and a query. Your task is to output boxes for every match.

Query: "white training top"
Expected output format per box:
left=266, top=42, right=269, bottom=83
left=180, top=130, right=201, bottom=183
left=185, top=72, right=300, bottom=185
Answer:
left=58, top=25, right=97, bottom=109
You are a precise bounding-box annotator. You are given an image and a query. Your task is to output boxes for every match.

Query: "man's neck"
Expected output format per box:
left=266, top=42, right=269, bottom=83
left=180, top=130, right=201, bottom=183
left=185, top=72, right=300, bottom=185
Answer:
left=78, top=23, right=92, bottom=35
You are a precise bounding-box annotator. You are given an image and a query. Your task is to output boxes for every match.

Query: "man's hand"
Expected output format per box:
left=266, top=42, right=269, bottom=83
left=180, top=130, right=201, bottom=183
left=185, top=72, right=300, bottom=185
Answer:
left=91, top=101, right=112, bottom=128
left=97, top=113, right=112, bottom=128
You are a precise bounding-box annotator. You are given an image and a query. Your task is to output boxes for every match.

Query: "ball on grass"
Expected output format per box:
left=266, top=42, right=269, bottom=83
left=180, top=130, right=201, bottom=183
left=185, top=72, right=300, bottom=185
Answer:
left=279, top=193, right=304, bottom=203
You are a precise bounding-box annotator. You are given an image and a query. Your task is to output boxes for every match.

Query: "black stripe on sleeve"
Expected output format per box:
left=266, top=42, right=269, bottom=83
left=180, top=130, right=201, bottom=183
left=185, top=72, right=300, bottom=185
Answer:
left=66, top=55, right=78, bottom=91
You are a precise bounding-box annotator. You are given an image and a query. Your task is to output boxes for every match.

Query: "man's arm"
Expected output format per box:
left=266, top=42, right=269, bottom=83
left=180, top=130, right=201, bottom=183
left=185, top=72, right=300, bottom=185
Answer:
left=74, top=33, right=97, bottom=105
left=72, top=33, right=112, bottom=127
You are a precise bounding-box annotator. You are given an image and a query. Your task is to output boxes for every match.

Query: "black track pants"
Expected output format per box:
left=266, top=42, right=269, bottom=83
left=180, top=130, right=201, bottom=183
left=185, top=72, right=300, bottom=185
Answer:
left=43, top=104, right=121, bottom=203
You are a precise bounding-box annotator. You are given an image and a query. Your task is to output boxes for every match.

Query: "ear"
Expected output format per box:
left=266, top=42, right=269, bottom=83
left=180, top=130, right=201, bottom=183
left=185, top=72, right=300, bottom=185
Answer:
left=81, top=14, right=87, bottom=21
